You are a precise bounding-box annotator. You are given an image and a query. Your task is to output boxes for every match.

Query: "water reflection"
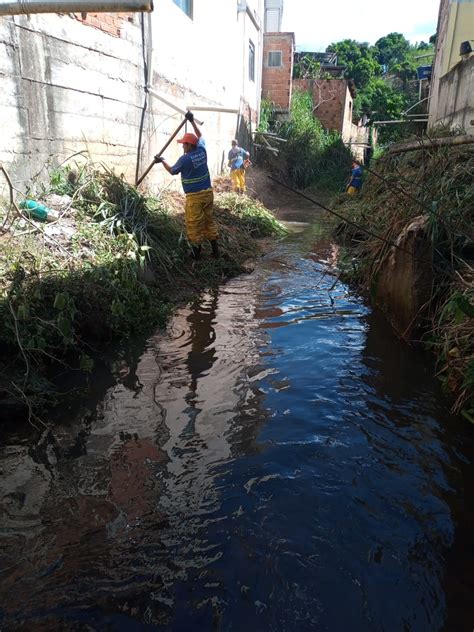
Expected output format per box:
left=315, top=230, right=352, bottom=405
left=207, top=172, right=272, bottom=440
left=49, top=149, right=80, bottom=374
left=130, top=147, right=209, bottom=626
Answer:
left=0, top=217, right=473, bottom=631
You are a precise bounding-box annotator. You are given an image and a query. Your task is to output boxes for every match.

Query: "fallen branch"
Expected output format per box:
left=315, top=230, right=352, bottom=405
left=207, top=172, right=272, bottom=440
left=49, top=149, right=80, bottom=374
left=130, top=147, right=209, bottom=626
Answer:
left=388, top=134, right=474, bottom=155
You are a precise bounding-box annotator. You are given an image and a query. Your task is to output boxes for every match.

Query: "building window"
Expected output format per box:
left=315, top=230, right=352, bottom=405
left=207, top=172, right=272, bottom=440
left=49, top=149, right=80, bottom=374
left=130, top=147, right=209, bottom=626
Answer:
left=173, top=0, right=193, bottom=18
left=249, top=39, right=255, bottom=81
left=268, top=51, right=282, bottom=67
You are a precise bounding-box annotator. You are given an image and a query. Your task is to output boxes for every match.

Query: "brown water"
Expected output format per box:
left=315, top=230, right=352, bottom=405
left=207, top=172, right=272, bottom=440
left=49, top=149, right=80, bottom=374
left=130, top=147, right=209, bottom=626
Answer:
left=1, top=213, right=474, bottom=631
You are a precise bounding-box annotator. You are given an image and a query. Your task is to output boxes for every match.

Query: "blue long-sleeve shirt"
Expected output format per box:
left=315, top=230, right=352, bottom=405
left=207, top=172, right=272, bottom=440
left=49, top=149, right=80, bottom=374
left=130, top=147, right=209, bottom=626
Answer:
left=228, top=146, right=249, bottom=170
left=170, top=138, right=212, bottom=194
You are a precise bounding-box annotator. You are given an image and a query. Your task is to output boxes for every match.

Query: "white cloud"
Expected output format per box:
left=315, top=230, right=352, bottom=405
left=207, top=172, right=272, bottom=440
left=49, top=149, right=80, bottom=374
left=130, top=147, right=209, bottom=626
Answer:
left=281, top=0, right=440, bottom=51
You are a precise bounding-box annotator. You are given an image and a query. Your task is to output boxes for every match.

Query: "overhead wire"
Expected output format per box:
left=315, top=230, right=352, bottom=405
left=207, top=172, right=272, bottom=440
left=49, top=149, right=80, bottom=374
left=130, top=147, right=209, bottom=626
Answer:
left=267, top=175, right=456, bottom=280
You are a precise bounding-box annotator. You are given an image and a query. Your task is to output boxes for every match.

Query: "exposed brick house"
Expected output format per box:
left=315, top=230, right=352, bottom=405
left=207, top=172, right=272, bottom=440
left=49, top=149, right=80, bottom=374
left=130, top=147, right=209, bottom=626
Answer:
left=261, top=38, right=369, bottom=159
left=74, top=11, right=135, bottom=37
left=261, top=32, right=295, bottom=112
left=293, top=78, right=354, bottom=134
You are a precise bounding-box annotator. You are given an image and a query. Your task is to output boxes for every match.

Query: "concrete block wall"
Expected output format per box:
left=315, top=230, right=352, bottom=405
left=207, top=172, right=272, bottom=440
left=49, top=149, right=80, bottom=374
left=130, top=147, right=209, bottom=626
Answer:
left=261, top=32, right=294, bottom=110
left=0, top=1, right=265, bottom=194
left=0, top=13, right=147, bottom=190
left=429, top=0, right=474, bottom=134
left=430, top=55, right=474, bottom=135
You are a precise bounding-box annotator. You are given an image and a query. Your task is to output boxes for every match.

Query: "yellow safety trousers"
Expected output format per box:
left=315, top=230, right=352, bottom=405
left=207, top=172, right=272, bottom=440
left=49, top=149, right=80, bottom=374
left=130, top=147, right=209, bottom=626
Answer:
left=231, top=168, right=246, bottom=192
left=185, top=188, right=218, bottom=244
left=346, top=185, right=359, bottom=196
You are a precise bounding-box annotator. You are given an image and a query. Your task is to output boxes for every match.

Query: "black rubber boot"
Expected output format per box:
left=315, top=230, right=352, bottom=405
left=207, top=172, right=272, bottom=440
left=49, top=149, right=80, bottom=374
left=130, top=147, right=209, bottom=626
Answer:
left=210, top=240, right=219, bottom=259
left=191, top=244, right=201, bottom=260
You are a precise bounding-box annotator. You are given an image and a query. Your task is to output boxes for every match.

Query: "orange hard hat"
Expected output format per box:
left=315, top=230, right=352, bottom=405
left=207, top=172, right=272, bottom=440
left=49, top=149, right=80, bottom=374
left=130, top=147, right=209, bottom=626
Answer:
left=177, top=132, right=198, bottom=145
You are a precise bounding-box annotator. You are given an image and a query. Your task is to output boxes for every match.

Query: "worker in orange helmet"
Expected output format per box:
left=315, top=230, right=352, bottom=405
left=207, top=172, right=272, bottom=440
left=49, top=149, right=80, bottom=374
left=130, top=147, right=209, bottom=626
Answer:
left=156, top=111, right=218, bottom=260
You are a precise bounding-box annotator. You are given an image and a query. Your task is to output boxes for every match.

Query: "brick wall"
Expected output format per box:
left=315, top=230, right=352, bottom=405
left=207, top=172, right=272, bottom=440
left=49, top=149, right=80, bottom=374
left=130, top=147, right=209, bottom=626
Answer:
left=294, top=78, right=350, bottom=133
left=74, top=12, right=135, bottom=38
left=261, top=32, right=294, bottom=110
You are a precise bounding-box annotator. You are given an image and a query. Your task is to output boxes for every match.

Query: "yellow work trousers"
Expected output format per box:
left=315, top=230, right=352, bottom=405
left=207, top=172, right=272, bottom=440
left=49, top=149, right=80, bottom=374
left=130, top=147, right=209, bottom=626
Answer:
left=230, top=168, right=246, bottom=192
left=185, top=188, right=218, bottom=245
left=347, top=185, right=359, bottom=196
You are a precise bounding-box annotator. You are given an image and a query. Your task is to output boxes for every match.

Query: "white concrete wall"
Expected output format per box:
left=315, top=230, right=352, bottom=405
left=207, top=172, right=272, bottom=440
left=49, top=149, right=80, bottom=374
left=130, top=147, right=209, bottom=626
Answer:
left=0, top=0, right=264, bottom=193
left=428, top=0, right=474, bottom=134
left=146, top=0, right=264, bottom=190
left=429, top=55, right=474, bottom=134
left=0, top=13, right=144, bottom=189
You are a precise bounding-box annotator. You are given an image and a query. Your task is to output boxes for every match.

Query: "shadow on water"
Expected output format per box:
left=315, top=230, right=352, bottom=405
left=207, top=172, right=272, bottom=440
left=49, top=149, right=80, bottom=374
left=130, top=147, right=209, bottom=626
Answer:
left=1, top=211, right=474, bottom=631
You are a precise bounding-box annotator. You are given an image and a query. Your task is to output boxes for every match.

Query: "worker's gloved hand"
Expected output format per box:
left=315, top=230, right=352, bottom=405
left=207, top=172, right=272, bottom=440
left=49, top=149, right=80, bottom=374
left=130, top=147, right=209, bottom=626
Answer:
left=185, top=111, right=194, bottom=122
left=155, top=156, right=164, bottom=163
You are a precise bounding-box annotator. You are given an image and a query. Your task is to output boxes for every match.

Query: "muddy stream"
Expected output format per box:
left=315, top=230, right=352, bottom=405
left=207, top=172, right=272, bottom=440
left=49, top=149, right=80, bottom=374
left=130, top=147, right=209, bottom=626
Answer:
left=1, top=197, right=474, bottom=631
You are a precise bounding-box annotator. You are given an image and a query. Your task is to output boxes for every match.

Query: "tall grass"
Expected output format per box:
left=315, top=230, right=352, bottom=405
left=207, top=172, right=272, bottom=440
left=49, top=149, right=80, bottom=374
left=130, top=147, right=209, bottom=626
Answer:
left=333, top=138, right=474, bottom=416
left=0, top=162, right=286, bottom=419
left=269, top=90, right=353, bottom=191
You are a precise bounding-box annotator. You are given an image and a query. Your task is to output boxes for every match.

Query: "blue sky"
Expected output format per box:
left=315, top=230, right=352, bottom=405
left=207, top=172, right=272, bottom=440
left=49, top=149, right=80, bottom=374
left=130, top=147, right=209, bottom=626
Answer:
left=281, top=0, right=440, bottom=51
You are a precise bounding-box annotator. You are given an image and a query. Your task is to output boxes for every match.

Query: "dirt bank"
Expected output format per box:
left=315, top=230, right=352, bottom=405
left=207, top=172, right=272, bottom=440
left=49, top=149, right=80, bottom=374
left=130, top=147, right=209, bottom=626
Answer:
left=0, top=164, right=287, bottom=422
left=333, top=138, right=473, bottom=417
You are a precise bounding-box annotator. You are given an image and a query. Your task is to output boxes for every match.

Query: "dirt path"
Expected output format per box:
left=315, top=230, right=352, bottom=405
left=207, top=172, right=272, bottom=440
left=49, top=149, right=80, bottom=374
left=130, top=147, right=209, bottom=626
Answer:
left=245, top=166, right=335, bottom=227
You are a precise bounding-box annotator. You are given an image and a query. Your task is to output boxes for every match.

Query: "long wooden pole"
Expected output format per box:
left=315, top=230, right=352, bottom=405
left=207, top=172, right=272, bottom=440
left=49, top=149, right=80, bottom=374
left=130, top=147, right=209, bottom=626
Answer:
left=146, top=88, right=204, bottom=125
left=388, top=134, right=474, bottom=155
left=135, top=118, right=187, bottom=187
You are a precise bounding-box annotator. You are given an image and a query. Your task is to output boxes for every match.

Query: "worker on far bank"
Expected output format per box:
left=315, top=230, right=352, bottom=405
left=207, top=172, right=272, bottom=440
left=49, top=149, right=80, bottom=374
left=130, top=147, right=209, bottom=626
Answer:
left=228, top=139, right=250, bottom=194
left=156, top=111, right=219, bottom=260
left=346, top=161, right=363, bottom=196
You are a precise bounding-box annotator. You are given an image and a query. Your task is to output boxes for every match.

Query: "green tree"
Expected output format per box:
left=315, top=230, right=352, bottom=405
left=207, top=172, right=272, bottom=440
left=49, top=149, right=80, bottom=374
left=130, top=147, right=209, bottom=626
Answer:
left=293, top=55, right=322, bottom=79
left=326, top=39, right=382, bottom=90
left=356, top=79, right=407, bottom=120
left=374, top=32, right=411, bottom=70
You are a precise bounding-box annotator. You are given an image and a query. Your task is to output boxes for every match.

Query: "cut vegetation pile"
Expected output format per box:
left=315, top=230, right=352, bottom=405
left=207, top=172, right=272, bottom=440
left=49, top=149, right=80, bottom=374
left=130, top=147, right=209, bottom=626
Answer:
left=335, top=136, right=474, bottom=418
left=0, top=162, right=286, bottom=422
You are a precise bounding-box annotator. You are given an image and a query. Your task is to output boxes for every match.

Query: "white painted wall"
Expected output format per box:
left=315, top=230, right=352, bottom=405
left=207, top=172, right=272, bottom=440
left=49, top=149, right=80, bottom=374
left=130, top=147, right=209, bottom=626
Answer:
left=0, top=0, right=264, bottom=193
left=428, top=0, right=474, bottom=135
left=0, top=13, right=144, bottom=189
left=145, top=0, right=264, bottom=190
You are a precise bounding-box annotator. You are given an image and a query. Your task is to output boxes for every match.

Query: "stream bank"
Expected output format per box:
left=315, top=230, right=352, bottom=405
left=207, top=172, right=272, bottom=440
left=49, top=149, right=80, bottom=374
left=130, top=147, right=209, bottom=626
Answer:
left=1, top=189, right=474, bottom=631
left=0, top=164, right=286, bottom=422
left=333, top=137, right=474, bottom=418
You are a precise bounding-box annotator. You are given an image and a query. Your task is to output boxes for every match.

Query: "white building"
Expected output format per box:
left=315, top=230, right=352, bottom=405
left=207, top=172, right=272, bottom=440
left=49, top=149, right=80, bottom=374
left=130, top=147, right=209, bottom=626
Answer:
left=428, top=0, right=474, bottom=134
left=264, top=0, right=283, bottom=32
left=0, top=0, right=265, bottom=191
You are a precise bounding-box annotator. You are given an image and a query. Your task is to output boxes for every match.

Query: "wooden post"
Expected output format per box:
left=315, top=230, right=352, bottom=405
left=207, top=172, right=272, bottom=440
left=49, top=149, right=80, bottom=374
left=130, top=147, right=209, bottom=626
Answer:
left=135, top=118, right=187, bottom=187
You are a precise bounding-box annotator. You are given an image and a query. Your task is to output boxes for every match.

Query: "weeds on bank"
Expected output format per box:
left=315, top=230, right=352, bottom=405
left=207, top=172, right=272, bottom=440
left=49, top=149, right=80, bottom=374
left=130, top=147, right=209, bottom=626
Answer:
left=257, top=91, right=353, bottom=193
left=0, top=161, right=285, bottom=420
left=333, top=136, right=474, bottom=416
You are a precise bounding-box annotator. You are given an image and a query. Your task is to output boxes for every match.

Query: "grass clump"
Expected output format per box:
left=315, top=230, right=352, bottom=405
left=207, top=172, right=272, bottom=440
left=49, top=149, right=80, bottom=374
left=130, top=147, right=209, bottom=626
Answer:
left=0, top=161, right=286, bottom=421
left=257, top=89, right=353, bottom=192
left=215, top=192, right=288, bottom=238
left=333, top=135, right=474, bottom=416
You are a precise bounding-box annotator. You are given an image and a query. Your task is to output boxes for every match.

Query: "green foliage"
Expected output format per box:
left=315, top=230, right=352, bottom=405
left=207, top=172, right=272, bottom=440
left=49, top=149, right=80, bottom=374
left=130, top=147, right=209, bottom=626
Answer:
left=326, top=34, right=435, bottom=143
left=274, top=90, right=353, bottom=191
left=215, top=193, right=288, bottom=238
left=327, top=39, right=382, bottom=90
left=1, top=165, right=286, bottom=417
left=441, top=292, right=474, bottom=323
left=293, top=55, right=323, bottom=80
left=374, top=33, right=411, bottom=69
left=355, top=78, right=408, bottom=142
left=46, top=163, right=88, bottom=196
left=257, top=99, right=274, bottom=133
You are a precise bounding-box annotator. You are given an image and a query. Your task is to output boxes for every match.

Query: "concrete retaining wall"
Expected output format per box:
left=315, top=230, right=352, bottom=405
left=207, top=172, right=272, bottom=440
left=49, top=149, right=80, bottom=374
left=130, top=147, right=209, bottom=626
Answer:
left=0, top=1, right=264, bottom=193
left=429, top=55, right=474, bottom=135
